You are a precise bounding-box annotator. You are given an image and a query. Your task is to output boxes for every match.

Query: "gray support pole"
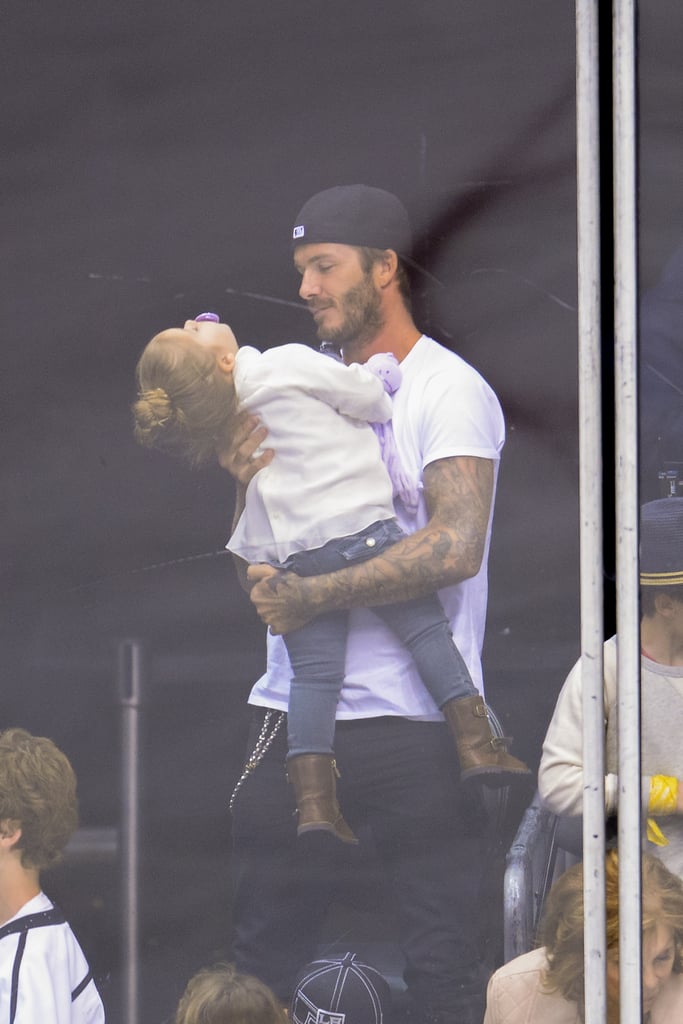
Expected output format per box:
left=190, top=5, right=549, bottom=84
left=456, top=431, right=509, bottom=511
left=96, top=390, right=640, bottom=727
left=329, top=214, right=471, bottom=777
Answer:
left=575, top=1, right=607, bottom=1019
left=613, top=1, right=642, bottom=1021
left=118, top=639, right=143, bottom=1024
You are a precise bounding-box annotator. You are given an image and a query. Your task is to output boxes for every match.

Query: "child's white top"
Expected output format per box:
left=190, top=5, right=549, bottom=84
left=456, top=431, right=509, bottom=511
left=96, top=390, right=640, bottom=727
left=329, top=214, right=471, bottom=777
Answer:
left=0, top=891, right=105, bottom=1023
left=227, top=343, right=395, bottom=564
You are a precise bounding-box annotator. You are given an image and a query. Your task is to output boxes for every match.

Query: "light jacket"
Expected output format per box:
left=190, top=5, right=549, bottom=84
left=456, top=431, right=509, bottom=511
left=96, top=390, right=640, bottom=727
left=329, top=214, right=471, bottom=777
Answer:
left=483, top=946, right=683, bottom=1023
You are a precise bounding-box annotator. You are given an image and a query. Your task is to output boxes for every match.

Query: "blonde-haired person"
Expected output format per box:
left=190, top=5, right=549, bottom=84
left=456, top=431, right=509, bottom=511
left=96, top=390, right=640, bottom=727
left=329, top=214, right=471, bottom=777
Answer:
left=133, top=317, right=527, bottom=844
left=175, top=963, right=287, bottom=1024
left=483, top=849, right=683, bottom=1023
left=0, top=727, right=105, bottom=1023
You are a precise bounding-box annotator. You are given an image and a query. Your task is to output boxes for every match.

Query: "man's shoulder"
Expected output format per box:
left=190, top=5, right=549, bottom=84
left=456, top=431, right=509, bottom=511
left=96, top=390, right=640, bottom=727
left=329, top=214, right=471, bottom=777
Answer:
left=405, top=335, right=500, bottom=396
left=400, top=335, right=504, bottom=451
left=407, top=334, right=471, bottom=369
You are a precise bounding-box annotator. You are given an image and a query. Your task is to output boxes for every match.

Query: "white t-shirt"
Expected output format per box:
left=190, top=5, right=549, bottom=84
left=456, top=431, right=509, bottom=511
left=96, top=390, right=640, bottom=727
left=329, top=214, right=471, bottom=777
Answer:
left=228, top=344, right=395, bottom=564
left=0, top=892, right=105, bottom=1023
left=248, top=335, right=505, bottom=719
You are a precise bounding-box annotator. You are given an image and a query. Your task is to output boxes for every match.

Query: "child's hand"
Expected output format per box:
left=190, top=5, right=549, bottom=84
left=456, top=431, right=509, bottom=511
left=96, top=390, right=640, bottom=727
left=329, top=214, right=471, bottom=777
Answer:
left=246, top=563, right=280, bottom=589
left=217, top=411, right=273, bottom=485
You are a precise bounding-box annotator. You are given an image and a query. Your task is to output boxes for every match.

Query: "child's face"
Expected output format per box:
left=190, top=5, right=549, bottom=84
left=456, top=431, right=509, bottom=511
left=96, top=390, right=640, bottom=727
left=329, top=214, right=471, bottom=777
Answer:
left=154, top=320, right=239, bottom=362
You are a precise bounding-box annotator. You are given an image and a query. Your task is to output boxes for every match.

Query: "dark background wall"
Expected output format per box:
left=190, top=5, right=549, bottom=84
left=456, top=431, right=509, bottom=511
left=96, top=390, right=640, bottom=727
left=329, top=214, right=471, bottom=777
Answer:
left=2, top=3, right=681, bottom=1021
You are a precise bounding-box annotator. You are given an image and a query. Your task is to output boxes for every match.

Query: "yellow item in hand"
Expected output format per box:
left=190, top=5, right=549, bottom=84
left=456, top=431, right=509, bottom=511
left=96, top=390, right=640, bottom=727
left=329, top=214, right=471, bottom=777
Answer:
left=649, top=774, right=679, bottom=815
left=647, top=818, right=669, bottom=847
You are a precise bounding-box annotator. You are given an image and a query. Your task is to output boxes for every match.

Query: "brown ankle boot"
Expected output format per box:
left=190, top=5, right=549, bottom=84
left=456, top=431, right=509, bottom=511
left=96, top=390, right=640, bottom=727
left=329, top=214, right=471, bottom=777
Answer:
left=442, top=695, right=531, bottom=788
left=286, top=754, right=358, bottom=844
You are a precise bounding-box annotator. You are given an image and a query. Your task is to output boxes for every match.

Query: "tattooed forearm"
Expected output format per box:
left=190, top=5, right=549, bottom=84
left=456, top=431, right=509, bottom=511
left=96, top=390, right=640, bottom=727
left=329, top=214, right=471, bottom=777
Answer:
left=298, top=455, right=495, bottom=616
left=423, top=455, right=494, bottom=578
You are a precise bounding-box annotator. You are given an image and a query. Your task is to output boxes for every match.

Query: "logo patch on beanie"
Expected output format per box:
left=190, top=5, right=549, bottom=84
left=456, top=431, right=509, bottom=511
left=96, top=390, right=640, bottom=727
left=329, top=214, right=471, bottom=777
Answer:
left=293, top=225, right=305, bottom=239
left=311, top=1012, right=345, bottom=1024
left=291, top=952, right=390, bottom=1024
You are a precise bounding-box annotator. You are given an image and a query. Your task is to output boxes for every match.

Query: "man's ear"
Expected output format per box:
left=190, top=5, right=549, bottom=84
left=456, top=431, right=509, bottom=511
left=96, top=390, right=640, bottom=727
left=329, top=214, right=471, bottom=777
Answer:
left=373, top=249, right=399, bottom=289
left=216, top=352, right=236, bottom=375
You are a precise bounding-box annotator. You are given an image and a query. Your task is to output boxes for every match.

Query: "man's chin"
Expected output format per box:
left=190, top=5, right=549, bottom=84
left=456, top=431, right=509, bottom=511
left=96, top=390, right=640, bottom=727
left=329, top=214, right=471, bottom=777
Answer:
left=318, top=327, right=353, bottom=349
left=311, top=313, right=335, bottom=340
left=313, top=317, right=381, bottom=353
left=314, top=320, right=346, bottom=345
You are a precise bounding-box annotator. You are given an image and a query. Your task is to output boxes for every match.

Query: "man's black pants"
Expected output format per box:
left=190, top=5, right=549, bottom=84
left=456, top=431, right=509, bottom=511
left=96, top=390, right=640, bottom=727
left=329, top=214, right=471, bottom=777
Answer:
left=231, top=710, right=489, bottom=1023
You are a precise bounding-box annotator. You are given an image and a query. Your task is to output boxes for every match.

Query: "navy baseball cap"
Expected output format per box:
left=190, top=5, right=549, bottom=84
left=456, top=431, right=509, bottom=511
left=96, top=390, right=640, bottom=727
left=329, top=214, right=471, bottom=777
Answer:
left=291, top=185, right=412, bottom=255
left=290, top=952, right=392, bottom=1024
left=640, top=498, right=683, bottom=586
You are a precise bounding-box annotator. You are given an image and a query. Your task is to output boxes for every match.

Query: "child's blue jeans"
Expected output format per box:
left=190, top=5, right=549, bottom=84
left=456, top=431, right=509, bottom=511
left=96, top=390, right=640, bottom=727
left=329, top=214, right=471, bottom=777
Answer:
left=278, top=518, right=478, bottom=757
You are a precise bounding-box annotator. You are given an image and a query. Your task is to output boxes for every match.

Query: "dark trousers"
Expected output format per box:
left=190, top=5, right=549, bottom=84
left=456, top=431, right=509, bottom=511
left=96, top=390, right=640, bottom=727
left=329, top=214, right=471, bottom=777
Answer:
left=231, top=711, right=489, bottom=1023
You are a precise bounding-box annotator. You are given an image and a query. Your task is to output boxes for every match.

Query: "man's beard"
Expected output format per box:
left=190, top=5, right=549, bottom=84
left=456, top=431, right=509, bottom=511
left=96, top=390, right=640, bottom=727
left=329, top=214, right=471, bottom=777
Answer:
left=312, top=273, right=384, bottom=352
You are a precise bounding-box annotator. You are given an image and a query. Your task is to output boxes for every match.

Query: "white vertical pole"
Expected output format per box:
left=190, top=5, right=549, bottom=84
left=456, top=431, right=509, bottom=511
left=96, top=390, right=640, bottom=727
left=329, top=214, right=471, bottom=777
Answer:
left=119, top=639, right=143, bottom=1024
left=613, top=1, right=642, bottom=1022
left=575, top=2, right=607, bottom=1020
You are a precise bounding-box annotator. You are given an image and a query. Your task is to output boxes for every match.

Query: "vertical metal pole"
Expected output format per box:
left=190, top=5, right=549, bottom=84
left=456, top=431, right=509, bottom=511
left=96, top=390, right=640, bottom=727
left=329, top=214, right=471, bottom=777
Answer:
left=613, top=1, right=642, bottom=1022
left=575, top=2, right=607, bottom=1019
left=118, top=639, right=143, bottom=1024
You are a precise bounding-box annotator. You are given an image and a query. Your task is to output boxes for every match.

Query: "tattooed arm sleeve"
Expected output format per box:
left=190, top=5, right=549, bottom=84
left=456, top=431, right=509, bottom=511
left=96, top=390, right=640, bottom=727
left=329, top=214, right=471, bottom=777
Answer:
left=326, top=454, right=494, bottom=606
left=252, top=455, right=494, bottom=630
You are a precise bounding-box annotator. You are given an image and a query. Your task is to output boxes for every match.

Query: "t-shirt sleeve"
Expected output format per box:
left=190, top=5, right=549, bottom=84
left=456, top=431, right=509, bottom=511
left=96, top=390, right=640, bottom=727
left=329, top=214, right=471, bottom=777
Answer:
left=73, top=979, right=106, bottom=1023
left=417, top=366, right=505, bottom=469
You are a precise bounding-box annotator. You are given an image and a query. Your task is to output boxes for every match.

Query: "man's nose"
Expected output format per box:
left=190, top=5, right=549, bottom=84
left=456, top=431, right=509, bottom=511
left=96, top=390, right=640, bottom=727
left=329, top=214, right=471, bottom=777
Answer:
left=299, top=269, right=320, bottom=300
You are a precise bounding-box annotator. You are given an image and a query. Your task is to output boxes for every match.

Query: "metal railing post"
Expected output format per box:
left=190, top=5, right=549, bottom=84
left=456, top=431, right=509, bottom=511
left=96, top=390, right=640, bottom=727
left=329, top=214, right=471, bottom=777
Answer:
left=613, top=0, right=642, bottom=1020
left=576, top=1, right=607, bottom=1019
left=118, top=639, right=144, bottom=1024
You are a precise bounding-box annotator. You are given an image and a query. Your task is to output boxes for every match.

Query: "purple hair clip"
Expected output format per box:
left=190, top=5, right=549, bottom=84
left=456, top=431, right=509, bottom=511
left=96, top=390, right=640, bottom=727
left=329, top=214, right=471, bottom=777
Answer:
left=194, top=312, right=220, bottom=322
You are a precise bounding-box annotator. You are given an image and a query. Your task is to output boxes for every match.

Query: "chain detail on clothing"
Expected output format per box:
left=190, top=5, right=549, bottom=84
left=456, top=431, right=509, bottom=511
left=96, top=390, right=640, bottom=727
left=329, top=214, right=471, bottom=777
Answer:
left=229, top=710, right=286, bottom=812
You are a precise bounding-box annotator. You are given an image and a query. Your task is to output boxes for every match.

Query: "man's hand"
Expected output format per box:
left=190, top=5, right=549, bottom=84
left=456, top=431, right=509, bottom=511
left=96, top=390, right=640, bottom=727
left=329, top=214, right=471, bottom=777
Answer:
left=247, top=567, right=315, bottom=635
left=216, top=411, right=274, bottom=486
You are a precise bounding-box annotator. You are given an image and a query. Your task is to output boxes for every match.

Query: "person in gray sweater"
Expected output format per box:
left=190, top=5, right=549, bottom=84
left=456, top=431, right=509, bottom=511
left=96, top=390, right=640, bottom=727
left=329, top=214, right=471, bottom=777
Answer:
left=539, top=497, right=683, bottom=876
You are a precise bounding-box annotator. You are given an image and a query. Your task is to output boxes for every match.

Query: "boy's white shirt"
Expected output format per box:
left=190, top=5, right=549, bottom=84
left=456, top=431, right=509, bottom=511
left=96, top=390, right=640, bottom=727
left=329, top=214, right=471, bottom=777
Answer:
left=0, top=891, right=105, bottom=1023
